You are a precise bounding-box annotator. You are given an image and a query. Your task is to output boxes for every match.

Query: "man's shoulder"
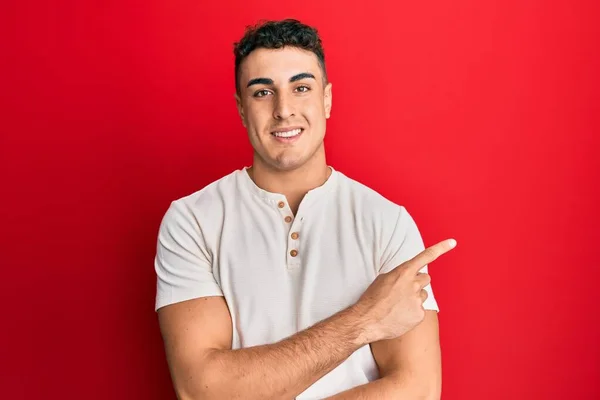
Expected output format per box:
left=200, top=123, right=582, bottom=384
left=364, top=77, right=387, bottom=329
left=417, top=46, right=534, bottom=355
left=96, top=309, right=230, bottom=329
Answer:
left=165, top=168, right=243, bottom=219
left=335, top=170, right=404, bottom=217
left=181, top=168, right=242, bottom=201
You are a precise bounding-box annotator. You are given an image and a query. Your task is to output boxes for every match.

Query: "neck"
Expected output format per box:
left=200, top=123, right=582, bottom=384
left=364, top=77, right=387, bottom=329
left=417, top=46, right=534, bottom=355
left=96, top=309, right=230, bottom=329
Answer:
left=248, top=147, right=330, bottom=214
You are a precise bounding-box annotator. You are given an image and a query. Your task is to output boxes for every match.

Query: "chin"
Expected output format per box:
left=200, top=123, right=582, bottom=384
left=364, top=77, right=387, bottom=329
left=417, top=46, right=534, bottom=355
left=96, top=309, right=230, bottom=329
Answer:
left=272, top=160, right=305, bottom=171
left=257, top=141, right=324, bottom=171
left=267, top=154, right=309, bottom=171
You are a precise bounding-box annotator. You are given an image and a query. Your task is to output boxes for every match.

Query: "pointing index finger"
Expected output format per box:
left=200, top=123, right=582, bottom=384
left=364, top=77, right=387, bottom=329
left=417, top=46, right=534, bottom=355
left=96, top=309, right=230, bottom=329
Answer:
left=404, top=238, right=457, bottom=274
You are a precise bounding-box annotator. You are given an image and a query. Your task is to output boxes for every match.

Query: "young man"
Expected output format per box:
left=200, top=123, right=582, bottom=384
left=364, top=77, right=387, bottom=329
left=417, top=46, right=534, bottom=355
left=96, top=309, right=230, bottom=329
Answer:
left=154, top=19, right=456, bottom=400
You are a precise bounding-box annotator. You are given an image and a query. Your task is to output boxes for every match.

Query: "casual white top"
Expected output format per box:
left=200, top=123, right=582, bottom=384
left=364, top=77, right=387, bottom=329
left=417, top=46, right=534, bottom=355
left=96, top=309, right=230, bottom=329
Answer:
left=154, top=166, right=439, bottom=399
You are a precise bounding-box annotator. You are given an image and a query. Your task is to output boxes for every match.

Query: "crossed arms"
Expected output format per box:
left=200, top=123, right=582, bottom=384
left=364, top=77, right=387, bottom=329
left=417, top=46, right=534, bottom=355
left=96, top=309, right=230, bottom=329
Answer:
left=155, top=202, right=448, bottom=399
left=157, top=296, right=441, bottom=400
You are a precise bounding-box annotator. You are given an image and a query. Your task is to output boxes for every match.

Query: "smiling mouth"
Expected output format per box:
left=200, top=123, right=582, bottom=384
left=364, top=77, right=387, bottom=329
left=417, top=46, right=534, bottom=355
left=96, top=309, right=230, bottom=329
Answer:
left=271, top=128, right=303, bottom=138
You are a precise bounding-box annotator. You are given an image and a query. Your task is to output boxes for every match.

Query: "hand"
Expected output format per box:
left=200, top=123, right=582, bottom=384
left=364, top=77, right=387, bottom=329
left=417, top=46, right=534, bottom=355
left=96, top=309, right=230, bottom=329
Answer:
left=353, top=238, right=457, bottom=343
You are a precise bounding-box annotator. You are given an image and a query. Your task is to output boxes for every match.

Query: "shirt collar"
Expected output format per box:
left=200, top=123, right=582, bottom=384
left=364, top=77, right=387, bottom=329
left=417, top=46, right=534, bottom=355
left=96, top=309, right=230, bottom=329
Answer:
left=238, top=165, right=338, bottom=209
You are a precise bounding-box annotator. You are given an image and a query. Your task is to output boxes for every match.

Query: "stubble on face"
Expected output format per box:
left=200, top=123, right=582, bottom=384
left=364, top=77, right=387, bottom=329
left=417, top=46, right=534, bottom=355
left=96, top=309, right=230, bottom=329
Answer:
left=235, top=47, right=332, bottom=172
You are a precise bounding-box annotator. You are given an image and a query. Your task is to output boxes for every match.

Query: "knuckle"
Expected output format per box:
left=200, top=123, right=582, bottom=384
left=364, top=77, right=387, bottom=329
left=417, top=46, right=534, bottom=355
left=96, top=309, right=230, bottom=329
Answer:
left=415, top=273, right=430, bottom=287
left=398, top=265, right=411, bottom=279
left=412, top=304, right=425, bottom=321
left=422, top=273, right=431, bottom=285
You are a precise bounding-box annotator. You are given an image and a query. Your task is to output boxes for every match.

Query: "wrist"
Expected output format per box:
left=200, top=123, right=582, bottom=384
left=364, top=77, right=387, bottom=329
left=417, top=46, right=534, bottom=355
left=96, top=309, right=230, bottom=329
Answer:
left=342, top=303, right=376, bottom=346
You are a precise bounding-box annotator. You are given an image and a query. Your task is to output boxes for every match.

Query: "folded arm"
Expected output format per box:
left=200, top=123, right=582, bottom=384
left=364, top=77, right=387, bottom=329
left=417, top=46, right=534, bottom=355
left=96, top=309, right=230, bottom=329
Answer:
left=154, top=201, right=374, bottom=399
left=322, top=206, right=443, bottom=399
left=323, top=310, right=441, bottom=400
left=158, top=296, right=371, bottom=400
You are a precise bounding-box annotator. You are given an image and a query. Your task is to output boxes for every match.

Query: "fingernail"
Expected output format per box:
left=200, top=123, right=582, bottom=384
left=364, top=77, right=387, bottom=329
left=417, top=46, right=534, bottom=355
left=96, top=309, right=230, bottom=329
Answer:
left=449, top=239, right=457, bottom=248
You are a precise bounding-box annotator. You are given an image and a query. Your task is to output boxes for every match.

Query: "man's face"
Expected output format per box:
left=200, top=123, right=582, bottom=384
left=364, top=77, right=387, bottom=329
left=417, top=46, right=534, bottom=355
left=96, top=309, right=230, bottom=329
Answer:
left=235, top=47, right=332, bottom=172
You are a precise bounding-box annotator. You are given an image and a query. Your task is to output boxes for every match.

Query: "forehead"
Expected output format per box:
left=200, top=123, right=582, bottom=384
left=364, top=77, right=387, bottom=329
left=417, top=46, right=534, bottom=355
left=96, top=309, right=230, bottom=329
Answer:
left=239, top=47, right=323, bottom=83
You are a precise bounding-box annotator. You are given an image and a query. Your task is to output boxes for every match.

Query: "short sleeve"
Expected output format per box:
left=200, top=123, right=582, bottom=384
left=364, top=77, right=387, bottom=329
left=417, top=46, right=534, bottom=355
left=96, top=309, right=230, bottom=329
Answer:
left=154, top=200, right=223, bottom=312
left=379, top=206, right=439, bottom=312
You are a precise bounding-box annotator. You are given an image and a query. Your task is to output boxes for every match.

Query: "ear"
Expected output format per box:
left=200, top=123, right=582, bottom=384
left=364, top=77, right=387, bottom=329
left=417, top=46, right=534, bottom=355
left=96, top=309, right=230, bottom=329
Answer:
left=324, top=82, right=332, bottom=119
left=235, top=92, right=247, bottom=128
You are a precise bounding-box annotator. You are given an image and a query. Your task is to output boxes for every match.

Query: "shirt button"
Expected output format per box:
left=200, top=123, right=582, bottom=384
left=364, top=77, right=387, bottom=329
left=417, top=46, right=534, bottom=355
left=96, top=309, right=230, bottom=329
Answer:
left=290, top=249, right=298, bottom=257
left=278, top=201, right=285, bottom=208
left=291, top=232, right=299, bottom=240
left=284, top=216, right=293, bottom=223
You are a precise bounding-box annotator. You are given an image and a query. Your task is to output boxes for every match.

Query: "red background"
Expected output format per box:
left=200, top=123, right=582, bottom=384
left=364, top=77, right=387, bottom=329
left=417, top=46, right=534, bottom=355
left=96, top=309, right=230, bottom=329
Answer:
left=2, top=1, right=599, bottom=399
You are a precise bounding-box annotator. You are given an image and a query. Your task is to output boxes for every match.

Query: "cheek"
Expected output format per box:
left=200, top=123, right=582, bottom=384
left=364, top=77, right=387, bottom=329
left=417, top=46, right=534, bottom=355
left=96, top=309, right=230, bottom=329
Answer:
left=246, top=103, right=272, bottom=129
left=304, top=103, right=326, bottom=126
left=300, top=95, right=325, bottom=116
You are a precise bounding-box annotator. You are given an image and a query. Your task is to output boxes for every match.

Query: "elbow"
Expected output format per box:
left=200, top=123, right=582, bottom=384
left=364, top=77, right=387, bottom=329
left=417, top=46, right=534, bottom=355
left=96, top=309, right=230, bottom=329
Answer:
left=173, top=373, right=223, bottom=400
left=171, top=380, right=206, bottom=400
left=402, top=387, right=440, bottom=400
left=173, top=383, right=214, bottom=400
left=175, top=366, right=262, bottom=400
left=418, top=383, right=441, bottom=400
left=426, top=377, right=442, bottom=400
left=413, top=382, right=441, bottom=400
left=170, top=364, right=223, bottom=400
left=424, top=390, right=441, bottom=400
left=405, top=388, right=440, bottom=400
left=387, top=374, right=441, bottom=400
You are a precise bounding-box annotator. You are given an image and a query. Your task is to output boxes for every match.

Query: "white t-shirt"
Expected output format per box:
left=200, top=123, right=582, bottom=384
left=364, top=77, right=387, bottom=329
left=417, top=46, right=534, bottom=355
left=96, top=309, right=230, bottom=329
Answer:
left=154, top=166, right=438, bottom=399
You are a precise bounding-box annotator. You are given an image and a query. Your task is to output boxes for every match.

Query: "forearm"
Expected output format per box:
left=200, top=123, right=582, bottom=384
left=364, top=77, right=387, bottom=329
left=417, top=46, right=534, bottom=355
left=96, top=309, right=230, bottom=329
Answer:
left=323, top=375, right=402, bottom=400
left=323, top=373, right=438, bottom=400
left=193, top=305, right=368, bottom=400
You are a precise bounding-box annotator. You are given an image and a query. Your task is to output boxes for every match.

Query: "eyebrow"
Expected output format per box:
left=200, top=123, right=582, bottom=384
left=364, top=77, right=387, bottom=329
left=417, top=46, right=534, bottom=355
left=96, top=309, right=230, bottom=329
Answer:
left=246, top=72, right=316, bottom=88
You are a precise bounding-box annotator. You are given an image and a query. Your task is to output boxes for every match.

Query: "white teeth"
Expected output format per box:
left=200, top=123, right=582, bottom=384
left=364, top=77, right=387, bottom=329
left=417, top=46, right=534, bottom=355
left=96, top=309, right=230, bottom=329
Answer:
left=273, top=128, right=302, bottom=138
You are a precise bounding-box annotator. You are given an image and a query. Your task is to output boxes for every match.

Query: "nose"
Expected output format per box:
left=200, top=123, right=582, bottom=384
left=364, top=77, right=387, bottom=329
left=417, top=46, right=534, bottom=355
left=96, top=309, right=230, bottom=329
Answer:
left=273, top=93, right=295, bottom=120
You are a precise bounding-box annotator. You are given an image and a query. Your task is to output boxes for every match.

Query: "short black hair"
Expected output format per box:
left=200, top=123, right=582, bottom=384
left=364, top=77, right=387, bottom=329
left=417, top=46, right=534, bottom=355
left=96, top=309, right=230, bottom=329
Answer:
left=233, top=19, right=327, bottom=93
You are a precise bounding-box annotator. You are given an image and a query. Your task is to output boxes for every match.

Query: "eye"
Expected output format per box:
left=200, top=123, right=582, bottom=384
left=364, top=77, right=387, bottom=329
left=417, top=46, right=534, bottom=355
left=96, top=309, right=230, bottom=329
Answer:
left=295, top=85, right=310, bottom=93
left=253, top=89, right=272, bottom=98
